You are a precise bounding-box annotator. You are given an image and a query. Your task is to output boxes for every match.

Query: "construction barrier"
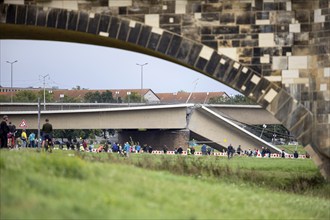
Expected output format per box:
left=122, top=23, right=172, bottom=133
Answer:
left=50, top=147, right=309, bottom=159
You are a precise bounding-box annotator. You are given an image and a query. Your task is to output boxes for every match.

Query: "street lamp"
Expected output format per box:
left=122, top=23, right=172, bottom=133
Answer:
left=115, top=91, right=119, bottom=103
left=40, top=74, right=50, bottom=110
left=6, top=60, right=18, bottom=103
left=136, top=63, right=148, bottom=102
left=127, top=91, right=131, bottom=107
left=260, top=124, right=267, bottom=138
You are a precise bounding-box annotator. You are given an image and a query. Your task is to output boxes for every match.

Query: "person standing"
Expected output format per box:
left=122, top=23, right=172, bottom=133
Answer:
left=124, top=142, right=130, bottom=157
left=201, top=144, right=207, bottom=155
left=0, top=115, right=9, bottom=148
left=293, top=150, right=299, bottom=159
left=21, top=129, right=27, bottom=148
left=227, top=144, right=234, bottom=159
left=237, top=145, right=242, bottom=156
left=42, top=118, right=53, bottom=151
left=8, top=121, right=16, bottom=148
left=28, top=132, right=36, bottom=148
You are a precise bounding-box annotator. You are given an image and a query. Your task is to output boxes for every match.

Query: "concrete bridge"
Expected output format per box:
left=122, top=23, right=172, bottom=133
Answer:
left=0, top=0, right=329, bottom=178
left=0, top=102, right=280, bottom=124
left=1, top=104, right=282, bottom=153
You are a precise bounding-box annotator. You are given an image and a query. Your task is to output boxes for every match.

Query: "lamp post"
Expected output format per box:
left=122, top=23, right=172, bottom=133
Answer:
left=136, top=63, right=148, bottom=102
left=6, top=60, right=18, bottom=103
left=260, top=124, right=267, bottom=138
left=127, top=91, right=131, bottom=107
left=115, top=91, right=119, bottom=103
left=40, top=74, right=49, bottom=110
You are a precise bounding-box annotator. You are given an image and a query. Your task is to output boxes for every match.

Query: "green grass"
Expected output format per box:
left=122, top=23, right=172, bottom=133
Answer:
left=1, top=149, right=329, bottom=219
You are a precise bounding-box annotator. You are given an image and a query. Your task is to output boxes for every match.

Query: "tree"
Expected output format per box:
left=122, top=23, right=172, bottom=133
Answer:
left=61, top=95, right=81, bottom=103
left=208, top=94, right=256, bottom=105
left=15, top=90, right=38, bottom=102
left=124, top=92, right=143, bottom=103
left=53, top=129, right=103, bottom=143
left=84, top=90, right=115, bottom=103
left=72, top=85, right=81, bottom=90
left=37, top=90, right=53, bottom=102
left=0, top=94, right=10, bottom=102
left=100, top=90, right=114, bottom=103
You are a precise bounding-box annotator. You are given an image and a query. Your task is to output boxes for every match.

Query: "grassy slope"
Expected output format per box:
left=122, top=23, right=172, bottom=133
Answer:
left=1, top=150, right=329, bottom=219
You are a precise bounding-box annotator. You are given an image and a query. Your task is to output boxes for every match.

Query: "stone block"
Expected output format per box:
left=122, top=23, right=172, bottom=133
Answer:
left=218, top=48, right=238, bottom=61
left=205, top=52, right=221, bottom=75
left=265, top=76, right=282, bottom=82
left=67, top=11, right=78, bottom=30
left=266, top=89, right=291, bottom=115
left=259, top=33, right=275, bottom=47
left=213, top=26, right=239, bottom=34
left=175, top=0, right=187, bottom=14
left=314, top=9, right=325, bottom=22
left=147, top=32, right=161, bottom=51
left=272, top=56, right=288, bottom=70
left=195, top=57, right=208, bottom=71
left=220, top=12, right=235, bottom=24
left=127, top=22, right=142, bottom=44
left=199, top=46, right=214, bottom=60
left=288, top=56, right=308, bottom=69
left=145, top=14, right=159, bottom=27
left=236, top=12, right=256, bottom=24
left=324, top=68, right=330, bottom=77
left=252, top=78, right=271, bottom=101
left=176, top=39, right=193, bottom=62
left=109, top=0, right=132, bottom=7
left=186, top=43, right=203, bottom=66
left=4, top=0, right=24, bottom=5
left=213, top=56, right=233, bottom=79
left=77, top=12, right=88, bottom=32
left=289, top=23, right=301, bottom=33
left=156, top=31, right=173, bottom=54
left=109, top=17, right=120, bottom=38
left=320, top=84, right=328, bottom=91
left=160, top=14, right=181, bottom=25
left=282, top=69, right=299, bottom=78
left=166, top=35, right=182, bottom=57
left=260, top=55, right=270, bottom=64
left=256, top=19, right=270, bottom=25
left=26, top=5, right=37, bottom=26
left=16, top=5, right=26, bottom=25
left=276, top=97, right=300, bottom=123
left=63, top=1, right=78, bottom=11
left=98, top=15, right=110, bottom=33
left=137, top=25, right=152, bottom=47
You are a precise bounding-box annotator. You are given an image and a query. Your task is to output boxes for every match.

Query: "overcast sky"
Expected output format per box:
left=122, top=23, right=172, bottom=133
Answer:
left=0, top=40, right=239, bottom=95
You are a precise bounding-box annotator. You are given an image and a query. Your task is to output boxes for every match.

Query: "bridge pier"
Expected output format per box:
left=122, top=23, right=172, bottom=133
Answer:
left=117, top=129, right=189, bottom=150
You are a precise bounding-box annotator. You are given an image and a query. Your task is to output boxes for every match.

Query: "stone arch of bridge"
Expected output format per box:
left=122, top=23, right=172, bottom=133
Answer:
left=0, top=4, right=328, bottom=179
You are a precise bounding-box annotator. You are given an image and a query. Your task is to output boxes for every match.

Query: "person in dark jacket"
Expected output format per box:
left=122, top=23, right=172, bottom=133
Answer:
left=177, top=146, right=183, bottom=154
left=293, top=150, right=299, bottom=159
left=227, top=144, right=234, bottom=159
left=0, top=115, right=9, bottom=148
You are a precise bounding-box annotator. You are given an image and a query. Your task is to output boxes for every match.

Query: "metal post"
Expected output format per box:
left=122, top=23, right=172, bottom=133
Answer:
left=186, top=78, right=199, bottom=103
left=115, top=91, right=119, bottom=103
left=260, top=124, right=267, bottom=138
left=37, top=97, right=41, bottom=150
left=136, top=63, right=148, bottom=102
left=40, top=74, right=49, bottom=110
left=127, top=91, right=131, bottom=107
left=6, top=60, right=18, bottom=103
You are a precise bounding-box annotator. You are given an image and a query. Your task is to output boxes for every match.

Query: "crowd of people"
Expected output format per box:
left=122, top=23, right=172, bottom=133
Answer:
left=0, top=115, right=52, bottom=151
left=0, top=115, right=305, bottom=159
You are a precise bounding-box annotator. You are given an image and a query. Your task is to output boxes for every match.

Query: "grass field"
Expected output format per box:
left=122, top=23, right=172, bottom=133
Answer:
left=1, top=149, right=329, bottom=219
